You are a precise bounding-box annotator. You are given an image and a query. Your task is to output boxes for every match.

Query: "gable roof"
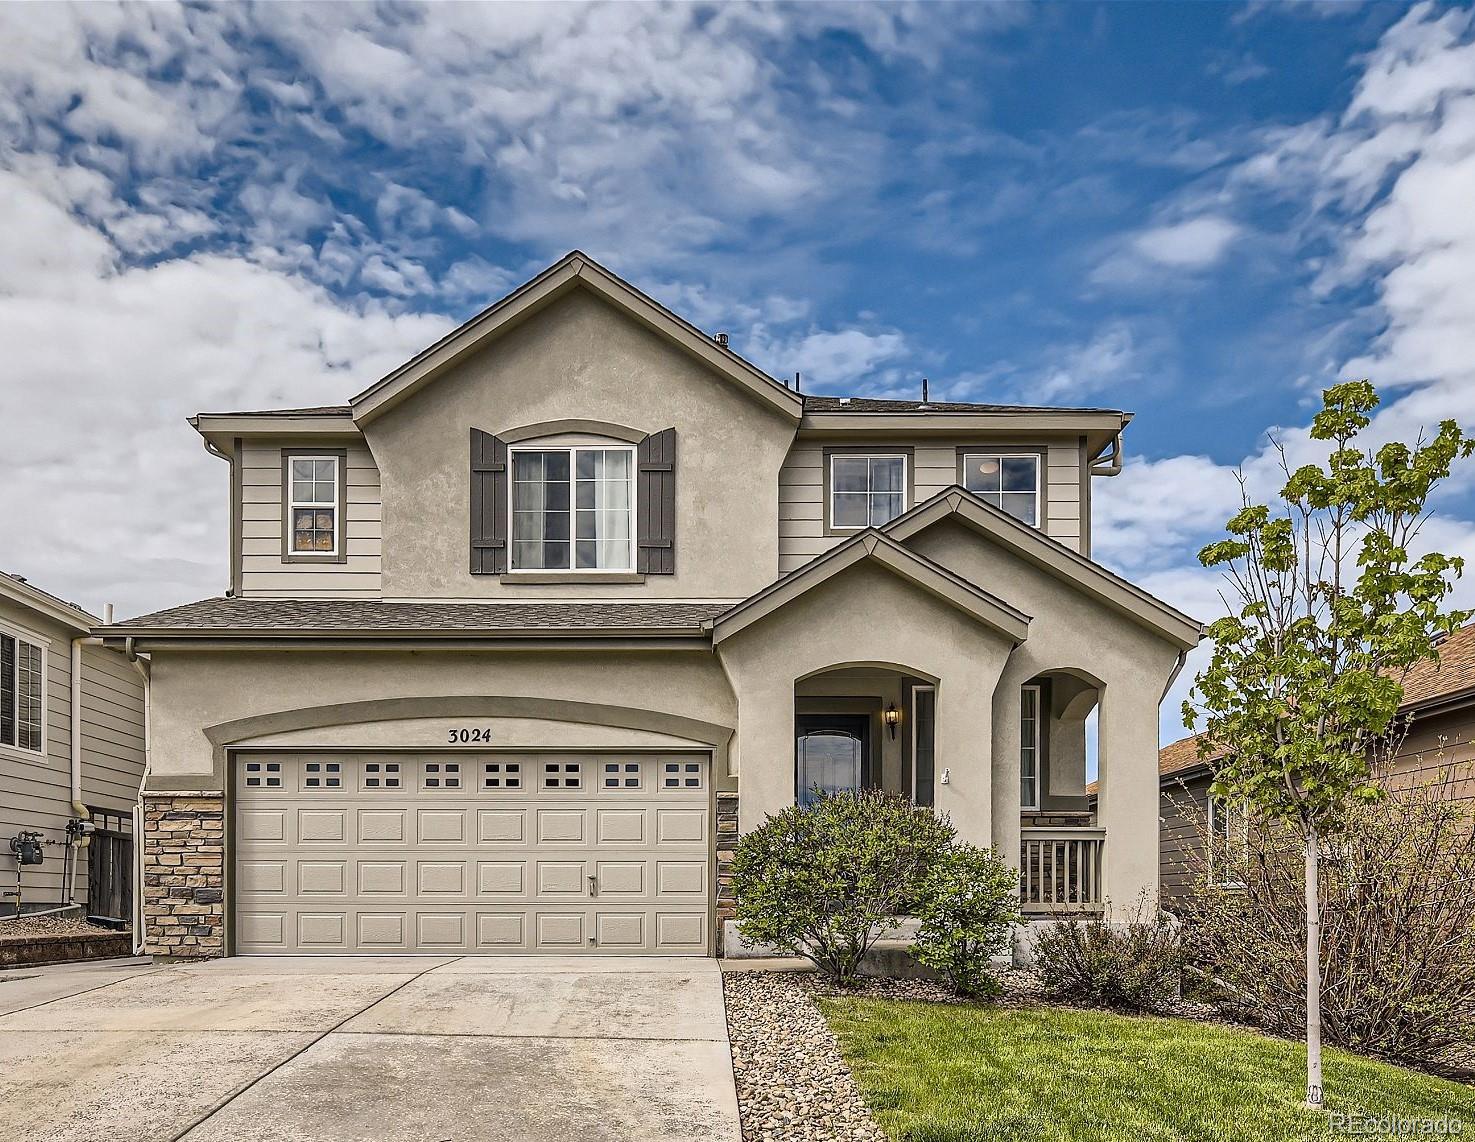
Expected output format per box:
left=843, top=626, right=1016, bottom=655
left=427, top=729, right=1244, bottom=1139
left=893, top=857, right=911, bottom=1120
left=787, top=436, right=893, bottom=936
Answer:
left=349, top=251, right=804, bottom=427
left=885, top=487, right=1202, bottom=650
left=709, top=530, right=1030, bottom=646
left=1399, top=623, right=1475, bottom=711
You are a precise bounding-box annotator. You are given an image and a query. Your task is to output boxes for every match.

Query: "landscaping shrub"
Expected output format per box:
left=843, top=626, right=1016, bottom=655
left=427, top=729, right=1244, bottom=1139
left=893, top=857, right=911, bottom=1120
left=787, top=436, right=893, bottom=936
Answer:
left=729, top=789, right=954, bottom=984
left=912, top=843, right=1020, bottom=997
left=1032, top=894, right=1183, bottom=1012
left=1176, top=764, right=1475, bottom=1073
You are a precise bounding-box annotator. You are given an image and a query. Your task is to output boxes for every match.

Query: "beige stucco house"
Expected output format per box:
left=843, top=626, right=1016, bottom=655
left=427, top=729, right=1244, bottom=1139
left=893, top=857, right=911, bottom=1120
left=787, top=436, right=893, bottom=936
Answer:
left=98, top=252, right=1200, bottom=959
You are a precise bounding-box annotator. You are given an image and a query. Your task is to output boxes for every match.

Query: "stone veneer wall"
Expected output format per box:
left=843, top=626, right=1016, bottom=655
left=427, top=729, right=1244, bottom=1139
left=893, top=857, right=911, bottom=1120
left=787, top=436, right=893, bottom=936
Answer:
left=715, top=791, right=739, bottom=955
left=143, top=794, right=226, bottom=959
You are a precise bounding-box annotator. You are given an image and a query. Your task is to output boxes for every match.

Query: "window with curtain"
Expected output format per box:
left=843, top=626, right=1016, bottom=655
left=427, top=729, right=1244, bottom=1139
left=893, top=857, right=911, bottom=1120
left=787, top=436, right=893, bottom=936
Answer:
left=1021, top=684, right=1041, bottom=808
left=963, top=453, right=1040, bottom=525
left=0, top=629, right=44, bottom=754
left=830, top=454, right=906, bottom=528
left=511, top=447, right=634, bottom=570
left=289, top=455, right=339, bottom=554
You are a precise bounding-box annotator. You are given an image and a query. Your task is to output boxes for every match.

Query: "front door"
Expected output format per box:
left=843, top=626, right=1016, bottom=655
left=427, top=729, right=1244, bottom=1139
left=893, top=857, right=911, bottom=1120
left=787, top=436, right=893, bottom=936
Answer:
left=795, top=714, right=870, bottom=806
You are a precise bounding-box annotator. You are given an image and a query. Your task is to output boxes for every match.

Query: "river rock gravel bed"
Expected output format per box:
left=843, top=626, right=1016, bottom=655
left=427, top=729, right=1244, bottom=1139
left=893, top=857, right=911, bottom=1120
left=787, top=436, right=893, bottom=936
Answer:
left=722, top=971, right=888, bottom=1142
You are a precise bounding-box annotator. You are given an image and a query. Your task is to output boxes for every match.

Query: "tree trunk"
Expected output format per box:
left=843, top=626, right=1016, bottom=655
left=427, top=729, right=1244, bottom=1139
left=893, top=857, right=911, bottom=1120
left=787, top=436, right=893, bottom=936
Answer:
left=1305, top=829, right=1323, bottom=1109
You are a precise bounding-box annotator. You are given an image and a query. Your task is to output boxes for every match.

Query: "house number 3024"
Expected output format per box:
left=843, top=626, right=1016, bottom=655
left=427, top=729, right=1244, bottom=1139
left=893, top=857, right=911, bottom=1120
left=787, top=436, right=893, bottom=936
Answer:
left=446, top=728, right=495, bottom=744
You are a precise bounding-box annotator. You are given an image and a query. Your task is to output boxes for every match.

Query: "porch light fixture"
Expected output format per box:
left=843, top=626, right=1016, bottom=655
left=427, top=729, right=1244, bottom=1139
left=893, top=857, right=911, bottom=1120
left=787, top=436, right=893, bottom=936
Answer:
left=883, top=703, right=901, bottom=740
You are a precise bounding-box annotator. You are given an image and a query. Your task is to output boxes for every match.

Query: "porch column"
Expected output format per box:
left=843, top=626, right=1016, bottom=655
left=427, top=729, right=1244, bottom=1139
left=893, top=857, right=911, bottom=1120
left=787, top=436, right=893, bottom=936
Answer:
left=1095, top=685, right=1160, bottom=918
left=990, top=678, right=1023, bottom=881
left=933, top=672, right=993, bottom=847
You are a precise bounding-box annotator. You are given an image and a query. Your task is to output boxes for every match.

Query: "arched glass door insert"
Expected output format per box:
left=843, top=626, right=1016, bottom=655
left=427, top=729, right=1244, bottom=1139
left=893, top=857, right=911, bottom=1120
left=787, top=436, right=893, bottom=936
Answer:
left=795, top=714, right=868, bottom=805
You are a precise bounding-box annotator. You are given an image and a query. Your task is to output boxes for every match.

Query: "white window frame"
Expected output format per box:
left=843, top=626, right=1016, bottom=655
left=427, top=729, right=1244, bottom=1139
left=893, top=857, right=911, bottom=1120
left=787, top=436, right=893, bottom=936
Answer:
left=508, top=444, right=638, bottom=573
left=1208, top=796, right=1248, bottom=888
left=829, top=452, right=908, bottom=531
left=1020, top=683, right=1042, bottom=810
left=287, top=454, right=341, bottom=556
left=909, top=684, right=936, bottom=806
left=961, top=452, right=1042, bottom=528
left=0, top=620, right=47, bottom=761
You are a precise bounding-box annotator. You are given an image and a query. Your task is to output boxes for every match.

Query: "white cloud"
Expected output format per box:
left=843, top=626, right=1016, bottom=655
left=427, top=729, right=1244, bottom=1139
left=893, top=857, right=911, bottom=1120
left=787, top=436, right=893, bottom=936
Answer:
left=0, top=170, right=450, bottom=618
left=1032, top=323, right=1143, bottom=402
left=1131, top=216, right=1241, bottom=269
left=1092, top=215, right=1242, bottom=284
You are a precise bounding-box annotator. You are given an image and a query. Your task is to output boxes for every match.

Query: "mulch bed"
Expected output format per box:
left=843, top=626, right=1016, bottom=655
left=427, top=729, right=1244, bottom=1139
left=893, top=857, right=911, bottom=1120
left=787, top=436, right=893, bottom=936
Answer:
left=0, top=914, right=132, bottom=968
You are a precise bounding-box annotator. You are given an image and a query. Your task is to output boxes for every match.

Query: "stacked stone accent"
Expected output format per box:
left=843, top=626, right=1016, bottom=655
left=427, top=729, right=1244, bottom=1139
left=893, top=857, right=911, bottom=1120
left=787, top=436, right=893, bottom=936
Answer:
left=715, top=791, right=739, bottom=955
left=143, top=794, right=226, bottom=959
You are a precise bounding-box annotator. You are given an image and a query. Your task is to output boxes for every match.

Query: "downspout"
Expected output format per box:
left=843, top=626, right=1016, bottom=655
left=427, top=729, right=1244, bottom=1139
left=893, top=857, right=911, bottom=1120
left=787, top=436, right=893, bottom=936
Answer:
left=125, top=634, right=151, bottom=955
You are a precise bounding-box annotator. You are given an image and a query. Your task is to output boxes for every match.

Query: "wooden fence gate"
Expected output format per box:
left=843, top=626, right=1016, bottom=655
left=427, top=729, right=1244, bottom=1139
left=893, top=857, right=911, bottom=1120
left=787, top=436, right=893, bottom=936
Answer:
left=86, top=828, right=133, bottom=922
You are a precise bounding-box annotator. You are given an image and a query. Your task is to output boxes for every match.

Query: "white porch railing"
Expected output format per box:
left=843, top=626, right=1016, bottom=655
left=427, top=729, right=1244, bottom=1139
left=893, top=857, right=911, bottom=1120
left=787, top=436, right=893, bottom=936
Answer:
left=1020, top=827, right=1105, bottom=914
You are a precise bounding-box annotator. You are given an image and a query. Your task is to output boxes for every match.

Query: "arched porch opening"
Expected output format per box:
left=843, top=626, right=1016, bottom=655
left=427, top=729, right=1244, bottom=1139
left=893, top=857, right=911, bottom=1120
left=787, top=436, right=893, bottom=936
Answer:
left=1017, top=668, right=1105, bottom=915
left=794, top=663, right=939, bottom=806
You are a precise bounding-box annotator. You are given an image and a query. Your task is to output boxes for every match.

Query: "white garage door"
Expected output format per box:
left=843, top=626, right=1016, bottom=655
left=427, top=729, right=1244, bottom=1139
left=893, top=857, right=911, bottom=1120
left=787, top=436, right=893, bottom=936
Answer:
left=233, top=752, right=711, bottom=955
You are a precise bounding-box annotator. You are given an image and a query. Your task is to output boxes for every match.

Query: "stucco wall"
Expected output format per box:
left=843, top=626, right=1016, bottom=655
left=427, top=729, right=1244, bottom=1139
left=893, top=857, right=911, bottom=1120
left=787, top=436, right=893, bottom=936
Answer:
left=715, top=560, right=1014, bottom=844
left=144, top=646, right=738, bottom=790
left=364, top=288, right=798, bottom=600
left=906, top=518, right=1184, bottom=913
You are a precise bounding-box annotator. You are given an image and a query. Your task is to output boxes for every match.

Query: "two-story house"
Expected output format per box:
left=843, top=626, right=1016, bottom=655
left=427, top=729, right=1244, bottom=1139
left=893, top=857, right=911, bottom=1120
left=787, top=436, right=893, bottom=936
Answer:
left=98, top=252, right=1201, bottom=959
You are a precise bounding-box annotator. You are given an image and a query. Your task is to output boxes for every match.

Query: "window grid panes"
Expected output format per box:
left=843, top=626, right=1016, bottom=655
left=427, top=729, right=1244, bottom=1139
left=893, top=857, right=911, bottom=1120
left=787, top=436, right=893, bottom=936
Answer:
left=512, top=448, right=633, bottom=571
left=423, top=762, right=462, bottom=790
left=1, top=632, right=44, bottom=754
left=304, top=761, right=342, bottom=789
left=831, top=454, right=906, bottom=529
left=483, top=762, right=522, bottom=789
left=604, top=762, right=642, bottom=789
left=364, top=761, right=401, bottom=789
left=963, top=454, right=1040, bottom=526
left=1020, top=686, right=1040, bottom=809
left=289, top=456, right=338, bottom=553
left=544, top=762, right=582, bottom=789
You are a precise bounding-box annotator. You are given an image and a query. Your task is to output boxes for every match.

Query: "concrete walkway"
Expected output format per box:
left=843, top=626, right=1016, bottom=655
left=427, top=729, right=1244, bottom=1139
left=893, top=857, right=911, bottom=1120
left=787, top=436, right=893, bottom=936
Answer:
left=0, top=955, right=740, bottom=1142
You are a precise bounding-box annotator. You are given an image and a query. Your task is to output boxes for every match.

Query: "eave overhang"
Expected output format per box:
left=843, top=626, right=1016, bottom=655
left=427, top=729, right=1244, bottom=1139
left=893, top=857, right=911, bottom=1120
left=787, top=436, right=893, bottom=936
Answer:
left=798, top=410, right=1129, bottom=455
left=885, top=487, right=1203, bottom=650
left=0, top=575, right=97, bottom=634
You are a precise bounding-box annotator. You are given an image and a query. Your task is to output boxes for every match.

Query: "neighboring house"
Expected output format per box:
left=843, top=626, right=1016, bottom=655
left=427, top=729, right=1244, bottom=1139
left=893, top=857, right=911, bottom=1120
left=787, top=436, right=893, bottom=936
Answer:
left=1156, top=623, right=1475, bottom=906
left=96, top=251, right=1201, bottom=960
left=1, top=571, right=146, bottom=919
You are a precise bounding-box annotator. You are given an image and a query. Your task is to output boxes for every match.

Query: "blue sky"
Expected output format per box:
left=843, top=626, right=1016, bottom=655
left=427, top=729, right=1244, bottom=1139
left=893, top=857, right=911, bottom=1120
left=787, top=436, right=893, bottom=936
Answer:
left=2, top=1, right=1475, bottom=740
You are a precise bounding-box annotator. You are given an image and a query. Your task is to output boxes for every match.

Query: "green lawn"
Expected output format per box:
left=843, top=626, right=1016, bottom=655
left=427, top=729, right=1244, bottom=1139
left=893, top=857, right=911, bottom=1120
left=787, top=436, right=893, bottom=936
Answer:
left=818, top=997, right=1475, bottom=1142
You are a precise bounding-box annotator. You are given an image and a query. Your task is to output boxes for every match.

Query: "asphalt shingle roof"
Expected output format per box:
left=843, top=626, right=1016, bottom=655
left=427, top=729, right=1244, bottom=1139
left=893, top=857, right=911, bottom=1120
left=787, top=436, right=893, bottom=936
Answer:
left=104, top=597, right=727, bottom=634
left=801, top=396, right=1121, bottom=415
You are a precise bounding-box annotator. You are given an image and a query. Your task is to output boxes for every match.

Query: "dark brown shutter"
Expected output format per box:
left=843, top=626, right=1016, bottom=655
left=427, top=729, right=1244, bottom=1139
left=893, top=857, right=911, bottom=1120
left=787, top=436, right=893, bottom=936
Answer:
left=469, top=427, right=508, bottom=574
left=637, top=427, right=676, bottom=575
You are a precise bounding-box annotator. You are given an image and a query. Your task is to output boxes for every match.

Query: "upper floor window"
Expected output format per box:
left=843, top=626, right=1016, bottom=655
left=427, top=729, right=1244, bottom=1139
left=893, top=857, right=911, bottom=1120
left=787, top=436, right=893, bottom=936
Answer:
left=962, top=453, right=1040, bottom=526
left=511, top=447, right=634, bottom=571
left=0, top=627, right=45, bottom=755
left=289, top=455, right=340, bottom=555
left=830, top=453, right=907, bottom=530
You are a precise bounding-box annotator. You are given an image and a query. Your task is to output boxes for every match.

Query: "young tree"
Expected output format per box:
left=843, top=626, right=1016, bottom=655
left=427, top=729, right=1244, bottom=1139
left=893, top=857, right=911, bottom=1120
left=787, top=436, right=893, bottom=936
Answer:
left=1184, top=380, right=1472, bottom=1108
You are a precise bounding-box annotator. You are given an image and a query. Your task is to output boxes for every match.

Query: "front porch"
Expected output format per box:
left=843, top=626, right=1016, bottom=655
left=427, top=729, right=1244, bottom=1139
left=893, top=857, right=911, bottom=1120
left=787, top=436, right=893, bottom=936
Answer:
left=794, top=665, right=1108, bottom=915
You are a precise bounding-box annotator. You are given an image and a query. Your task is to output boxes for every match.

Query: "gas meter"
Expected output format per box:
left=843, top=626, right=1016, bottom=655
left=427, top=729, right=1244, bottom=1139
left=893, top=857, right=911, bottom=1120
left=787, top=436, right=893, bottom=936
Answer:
left=9, top=832, right=44, bottom=866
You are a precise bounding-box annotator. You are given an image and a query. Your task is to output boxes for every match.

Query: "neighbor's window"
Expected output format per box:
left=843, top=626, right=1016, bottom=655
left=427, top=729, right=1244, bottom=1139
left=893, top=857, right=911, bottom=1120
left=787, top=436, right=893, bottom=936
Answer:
left=1020, top=684, right=1041, bottom=809
left=289, top=455, right=340, bottom=554
left=963, top=453, right=1040, bottom=526
left=1209, top=797, right=1248, bottom=886
left=0, top=628, right=45, bottom=755
left=830, top=454, right=906, bottom=529
left=511, top=447, right=634, bottom=571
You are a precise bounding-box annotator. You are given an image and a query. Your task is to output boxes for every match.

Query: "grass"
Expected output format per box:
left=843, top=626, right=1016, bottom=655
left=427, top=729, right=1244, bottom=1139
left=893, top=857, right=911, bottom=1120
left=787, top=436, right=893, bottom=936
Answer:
left=818, top=997, right=1475, bottom=1142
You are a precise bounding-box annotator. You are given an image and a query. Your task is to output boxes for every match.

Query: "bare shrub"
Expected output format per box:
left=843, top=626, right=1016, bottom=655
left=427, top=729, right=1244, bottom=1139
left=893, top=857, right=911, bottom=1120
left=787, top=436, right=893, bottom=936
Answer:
left=1031, top=894, right=1183, bottom=1013
left=1177, top=760, right=1475, bottom=1074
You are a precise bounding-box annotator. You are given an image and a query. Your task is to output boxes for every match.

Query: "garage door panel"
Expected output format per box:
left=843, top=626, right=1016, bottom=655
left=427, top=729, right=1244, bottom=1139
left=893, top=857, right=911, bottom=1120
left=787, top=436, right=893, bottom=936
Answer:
left=235, top=752, right=711, bottom=955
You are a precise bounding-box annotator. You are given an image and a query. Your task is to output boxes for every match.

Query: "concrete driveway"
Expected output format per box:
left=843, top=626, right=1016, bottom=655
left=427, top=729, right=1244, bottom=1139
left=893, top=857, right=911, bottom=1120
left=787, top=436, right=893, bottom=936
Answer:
left=0, top=955, right=740, bottom=1142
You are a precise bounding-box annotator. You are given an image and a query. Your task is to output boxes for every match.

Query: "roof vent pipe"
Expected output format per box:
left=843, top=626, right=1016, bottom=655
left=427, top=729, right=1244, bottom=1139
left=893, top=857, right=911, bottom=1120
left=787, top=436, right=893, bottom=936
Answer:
left=921, top=378, right=929, bottom=404
left=794, top=372, right=802, bottom=393
left=713, top=332, right=729, bottom=348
